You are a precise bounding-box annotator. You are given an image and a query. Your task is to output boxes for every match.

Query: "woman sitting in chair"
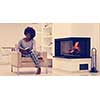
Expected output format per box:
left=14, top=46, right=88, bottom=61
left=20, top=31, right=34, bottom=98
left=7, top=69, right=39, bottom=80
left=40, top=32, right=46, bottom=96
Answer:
left=17, top=27, right=41, bottom=74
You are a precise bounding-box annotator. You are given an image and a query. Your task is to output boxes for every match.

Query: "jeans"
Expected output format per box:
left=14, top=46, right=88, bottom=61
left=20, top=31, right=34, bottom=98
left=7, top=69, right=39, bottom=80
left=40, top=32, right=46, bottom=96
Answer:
left=22, top=51, right=40, bottom=68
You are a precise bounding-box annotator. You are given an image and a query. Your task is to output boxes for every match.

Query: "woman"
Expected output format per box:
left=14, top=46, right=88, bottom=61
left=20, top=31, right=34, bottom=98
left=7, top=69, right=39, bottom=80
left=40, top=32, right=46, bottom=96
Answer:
left=17, top=27, right=41, bottom=74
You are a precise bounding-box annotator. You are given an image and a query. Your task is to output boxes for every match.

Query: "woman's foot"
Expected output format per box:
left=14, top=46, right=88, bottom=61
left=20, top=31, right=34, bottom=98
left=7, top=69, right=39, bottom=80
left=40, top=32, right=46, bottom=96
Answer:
left=36, top=68, right=41, bottom=74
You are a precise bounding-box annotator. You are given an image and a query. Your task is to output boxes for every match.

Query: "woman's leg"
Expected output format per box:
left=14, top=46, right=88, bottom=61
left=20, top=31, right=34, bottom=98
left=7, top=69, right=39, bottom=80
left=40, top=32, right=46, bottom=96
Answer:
left=29, top=52, right=40, bottom=68
left=29, top=51, right=41, bottom=74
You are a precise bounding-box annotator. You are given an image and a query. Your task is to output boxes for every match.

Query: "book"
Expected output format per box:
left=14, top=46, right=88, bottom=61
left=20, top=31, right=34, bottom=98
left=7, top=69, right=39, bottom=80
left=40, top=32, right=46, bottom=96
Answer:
left=19, top=47, right=30, bottom=50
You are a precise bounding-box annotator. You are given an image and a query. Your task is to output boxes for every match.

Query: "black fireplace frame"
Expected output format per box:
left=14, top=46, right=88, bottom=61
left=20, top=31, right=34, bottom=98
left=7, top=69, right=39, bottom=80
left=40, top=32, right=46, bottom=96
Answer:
left=54, top=37, right=91, bottom=59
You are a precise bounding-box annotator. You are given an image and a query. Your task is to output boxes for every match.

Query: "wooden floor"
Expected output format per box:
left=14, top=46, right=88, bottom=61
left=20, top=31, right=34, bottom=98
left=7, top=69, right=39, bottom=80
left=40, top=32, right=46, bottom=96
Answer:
left=0, top=64, right=100, bottom=76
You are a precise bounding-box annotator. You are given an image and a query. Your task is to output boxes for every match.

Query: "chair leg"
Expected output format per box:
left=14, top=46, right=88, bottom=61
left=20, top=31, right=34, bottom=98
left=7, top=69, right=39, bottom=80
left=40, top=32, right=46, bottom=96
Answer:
left=46, top=66, right=48, bottom=74
left=17, top=67, right=19, bottom=75
left=11, top=65, right=13, bottom=72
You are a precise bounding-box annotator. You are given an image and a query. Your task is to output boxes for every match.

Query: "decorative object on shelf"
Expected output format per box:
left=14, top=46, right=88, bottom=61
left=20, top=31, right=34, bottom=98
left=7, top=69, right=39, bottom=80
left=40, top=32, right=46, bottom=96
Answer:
left=90, top=48, right=98, bottom=73
left=43, top=23, right=52, bottom=35
left=48, top=42, right=53, bottom=46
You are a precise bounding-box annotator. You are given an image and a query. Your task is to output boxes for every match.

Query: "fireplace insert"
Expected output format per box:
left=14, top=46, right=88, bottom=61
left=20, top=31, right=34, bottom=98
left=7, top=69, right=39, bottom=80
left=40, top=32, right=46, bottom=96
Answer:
left=55, top=37, right=91, bottom=58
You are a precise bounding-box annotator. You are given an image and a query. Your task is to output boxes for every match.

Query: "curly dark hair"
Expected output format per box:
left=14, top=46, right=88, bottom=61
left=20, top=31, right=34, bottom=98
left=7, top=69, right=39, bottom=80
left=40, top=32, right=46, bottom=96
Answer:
left=24, top=27, right=36, bottom=40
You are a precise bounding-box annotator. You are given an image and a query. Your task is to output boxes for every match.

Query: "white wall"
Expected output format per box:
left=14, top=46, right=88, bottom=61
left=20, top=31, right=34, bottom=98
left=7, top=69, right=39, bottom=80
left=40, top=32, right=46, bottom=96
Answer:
left=0, top=23, right=26, bottom=47
left=0, top=23, right=42, bottom=50
left=52, top=23, right=72, bottom=38
left=52, top=23, right=100, bottom=71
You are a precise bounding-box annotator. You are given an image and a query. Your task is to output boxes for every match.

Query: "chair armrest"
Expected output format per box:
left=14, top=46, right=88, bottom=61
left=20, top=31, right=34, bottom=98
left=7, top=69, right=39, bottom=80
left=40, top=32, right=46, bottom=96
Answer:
left=11, top=51, right=22, bottom=66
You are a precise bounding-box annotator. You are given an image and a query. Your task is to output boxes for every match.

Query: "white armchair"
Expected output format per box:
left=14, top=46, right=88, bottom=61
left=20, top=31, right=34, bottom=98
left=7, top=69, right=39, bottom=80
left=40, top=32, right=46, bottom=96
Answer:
left=11, top=51, right=47, bottom=75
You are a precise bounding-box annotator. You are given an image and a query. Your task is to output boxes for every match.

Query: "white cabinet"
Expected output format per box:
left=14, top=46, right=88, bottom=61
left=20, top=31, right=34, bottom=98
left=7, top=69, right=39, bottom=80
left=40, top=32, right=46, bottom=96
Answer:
left=41, top=23, right=52, bottom=67
left=34, top=23, right=53, bottom=67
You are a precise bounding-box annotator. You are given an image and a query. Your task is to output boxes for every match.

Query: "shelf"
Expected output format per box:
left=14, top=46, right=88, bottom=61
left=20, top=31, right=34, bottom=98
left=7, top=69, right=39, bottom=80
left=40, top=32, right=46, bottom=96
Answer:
left=42, top=45, right=52, bottom=48
left=42, top=36, right=52, bottom=38
left=38, top=23, right=52, bottom=62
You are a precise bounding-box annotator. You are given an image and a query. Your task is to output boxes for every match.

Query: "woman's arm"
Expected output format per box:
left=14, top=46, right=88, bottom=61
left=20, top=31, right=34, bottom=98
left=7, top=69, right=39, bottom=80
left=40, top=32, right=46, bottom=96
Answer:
left=16, top=40, right=23, bottom=51
left=17, top=39, right=27, bottom=53
left=33, top=39, right=36, bottom=51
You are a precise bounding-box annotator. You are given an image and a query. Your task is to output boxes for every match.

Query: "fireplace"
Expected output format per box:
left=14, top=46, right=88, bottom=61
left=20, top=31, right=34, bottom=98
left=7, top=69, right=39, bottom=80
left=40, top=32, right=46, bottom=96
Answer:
left=55, top=37, right=91, bottom=58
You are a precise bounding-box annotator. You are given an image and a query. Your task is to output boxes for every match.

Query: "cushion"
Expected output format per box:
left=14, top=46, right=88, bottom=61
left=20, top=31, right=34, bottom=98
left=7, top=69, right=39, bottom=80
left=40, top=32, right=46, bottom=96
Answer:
left=21, top=57, right=33, bottom=63
left=21, top=57, right=44, bottom=63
